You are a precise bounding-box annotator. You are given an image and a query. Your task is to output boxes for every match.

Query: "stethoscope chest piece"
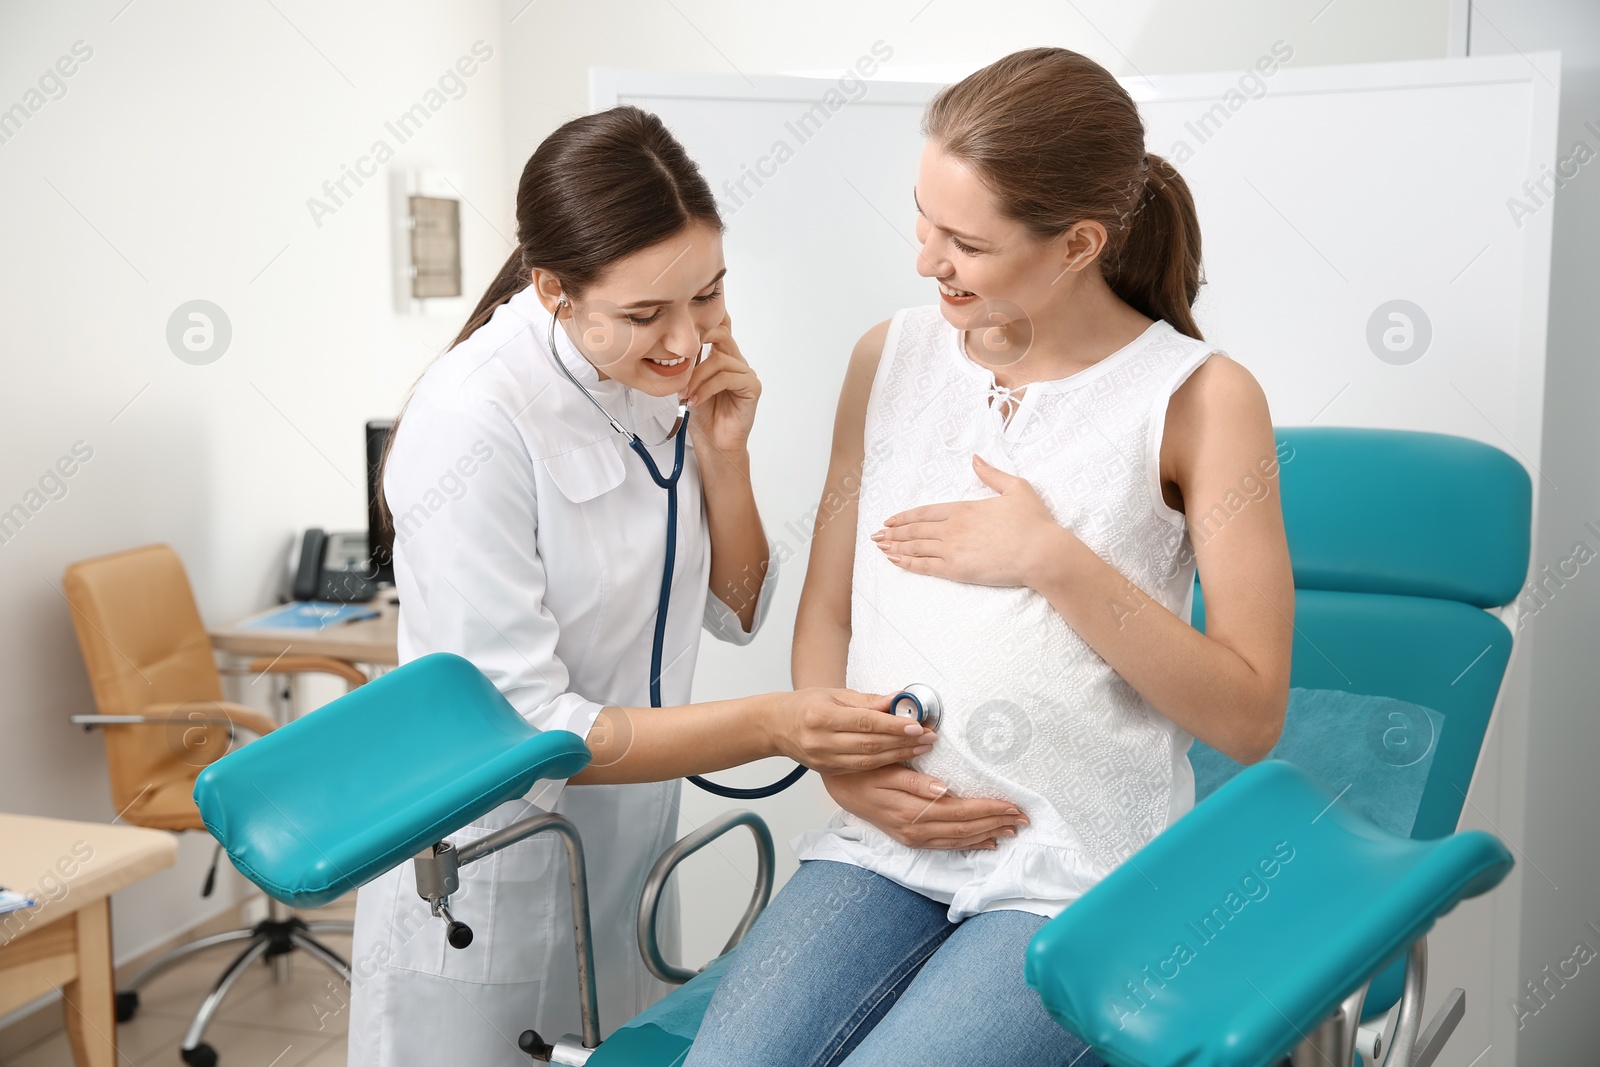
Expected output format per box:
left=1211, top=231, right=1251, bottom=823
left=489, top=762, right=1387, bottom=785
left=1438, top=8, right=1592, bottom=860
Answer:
left=890, top=684, right=942, bottom=732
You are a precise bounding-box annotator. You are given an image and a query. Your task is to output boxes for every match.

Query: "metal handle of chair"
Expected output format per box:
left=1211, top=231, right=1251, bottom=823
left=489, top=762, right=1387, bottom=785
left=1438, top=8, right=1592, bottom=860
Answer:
left=1289, top=978, right=1369, bottom=1066
left=1411, top=987, right=1466, bottom=1067
left=637, top=809, right=774, bottom=985
left=1356, top=1020, right=1386, bottom=1064
left=70, top=713, right=257, bottom=731
left=1378, top=936, right=1466, bottom=1067
left=413, top=813, right=602, bottom=1052
left=1386, top=937, right=1428, bottom=1067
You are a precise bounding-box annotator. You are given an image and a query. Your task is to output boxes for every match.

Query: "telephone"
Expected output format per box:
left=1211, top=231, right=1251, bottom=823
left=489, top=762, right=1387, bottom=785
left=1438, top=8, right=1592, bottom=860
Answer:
left=292, top=528, right=379, bottom=604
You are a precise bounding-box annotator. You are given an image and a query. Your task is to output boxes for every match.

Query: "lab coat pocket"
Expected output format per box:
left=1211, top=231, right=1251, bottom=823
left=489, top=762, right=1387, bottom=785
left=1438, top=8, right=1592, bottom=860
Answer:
left=541, top=436, right=627, bottom=503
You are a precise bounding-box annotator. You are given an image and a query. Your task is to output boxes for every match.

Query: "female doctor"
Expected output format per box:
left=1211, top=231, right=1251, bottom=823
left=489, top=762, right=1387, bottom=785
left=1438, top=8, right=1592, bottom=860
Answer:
left=347, top=107, right=934, bottom=1066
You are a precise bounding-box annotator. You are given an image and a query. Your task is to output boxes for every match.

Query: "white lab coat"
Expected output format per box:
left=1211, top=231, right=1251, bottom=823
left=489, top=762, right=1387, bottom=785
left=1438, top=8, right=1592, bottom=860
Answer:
left=347, top=285, right=778, bottom=1066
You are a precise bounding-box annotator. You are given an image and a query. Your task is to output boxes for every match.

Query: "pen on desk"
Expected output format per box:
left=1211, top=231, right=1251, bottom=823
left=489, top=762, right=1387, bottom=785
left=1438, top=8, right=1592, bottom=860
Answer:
left=342, top=610, right=382, bottom=625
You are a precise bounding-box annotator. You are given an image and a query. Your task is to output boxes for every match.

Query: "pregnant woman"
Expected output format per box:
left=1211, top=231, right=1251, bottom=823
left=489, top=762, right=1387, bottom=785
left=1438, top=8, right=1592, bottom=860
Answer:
left=685, top=47, right=1294, bottom=1066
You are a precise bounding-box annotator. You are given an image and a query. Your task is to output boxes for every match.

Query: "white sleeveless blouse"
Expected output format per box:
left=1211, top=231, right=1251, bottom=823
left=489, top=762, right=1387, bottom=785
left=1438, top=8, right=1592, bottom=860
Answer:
left=792, top=304, right=1221, bottom=921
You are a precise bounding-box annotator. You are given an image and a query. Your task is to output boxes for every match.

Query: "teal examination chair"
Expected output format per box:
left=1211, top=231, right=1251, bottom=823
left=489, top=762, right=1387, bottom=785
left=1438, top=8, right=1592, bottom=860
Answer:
left=193, top=427, right=1531, bottom=1066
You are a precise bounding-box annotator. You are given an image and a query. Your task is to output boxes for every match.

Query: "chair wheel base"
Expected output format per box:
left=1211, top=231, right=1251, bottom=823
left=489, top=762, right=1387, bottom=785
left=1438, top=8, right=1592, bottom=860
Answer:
left=114, top=990, right=139, bottom=1023
left=182, top=1042, right=218, bottom=1067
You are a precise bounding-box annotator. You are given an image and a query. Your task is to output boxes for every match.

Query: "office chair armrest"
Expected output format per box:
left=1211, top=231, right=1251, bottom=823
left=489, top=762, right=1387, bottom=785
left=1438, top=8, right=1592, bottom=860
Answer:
left=71, top=702, right=279, bottom=738
left=235, top=654, right=368, bottom=691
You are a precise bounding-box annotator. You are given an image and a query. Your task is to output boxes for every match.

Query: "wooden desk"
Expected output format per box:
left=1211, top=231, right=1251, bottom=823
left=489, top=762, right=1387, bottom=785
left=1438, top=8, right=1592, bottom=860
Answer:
left=209, top=596, right=400, bottom=667
left=0, top=814, right=176, bottom=1067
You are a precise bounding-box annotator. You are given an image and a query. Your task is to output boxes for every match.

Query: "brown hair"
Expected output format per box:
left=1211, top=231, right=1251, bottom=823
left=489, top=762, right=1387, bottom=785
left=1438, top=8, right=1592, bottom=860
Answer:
left=923, top=47, right=1204, bottom=340
left=375, top=105, right=723, bottom=536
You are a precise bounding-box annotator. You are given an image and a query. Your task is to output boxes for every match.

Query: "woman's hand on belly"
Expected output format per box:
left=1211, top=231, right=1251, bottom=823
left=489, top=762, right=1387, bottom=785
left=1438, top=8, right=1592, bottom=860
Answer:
left=822, top=764, right=1030, bottom=850
left=870, top=454, right=1071, bottom=588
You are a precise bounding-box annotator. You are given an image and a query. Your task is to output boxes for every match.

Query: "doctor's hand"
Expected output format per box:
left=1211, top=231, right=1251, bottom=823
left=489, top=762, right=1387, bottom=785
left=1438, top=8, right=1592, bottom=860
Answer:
left=763, top=689, right=938, bottom=774
left=872, top=455, right=1072, bottom=588
left=822, top=765, right=1029, bottom=850
left=682, top=311, right=760, bottom=458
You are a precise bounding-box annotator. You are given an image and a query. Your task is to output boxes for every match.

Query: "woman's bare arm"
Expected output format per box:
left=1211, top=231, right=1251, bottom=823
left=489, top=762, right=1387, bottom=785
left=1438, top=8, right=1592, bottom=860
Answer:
left=568, top=685, right=926, bottom=785
left=1026, top=356, right=1293, bottom=762
left=795, top=319, right=1029, bottom=849
left=791, top=319, right=888, bottom=688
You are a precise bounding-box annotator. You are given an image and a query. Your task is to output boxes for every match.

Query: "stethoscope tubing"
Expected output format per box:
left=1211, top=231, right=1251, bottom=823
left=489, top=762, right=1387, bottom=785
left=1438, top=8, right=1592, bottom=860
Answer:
left=546, top=305, right=807, bottom=800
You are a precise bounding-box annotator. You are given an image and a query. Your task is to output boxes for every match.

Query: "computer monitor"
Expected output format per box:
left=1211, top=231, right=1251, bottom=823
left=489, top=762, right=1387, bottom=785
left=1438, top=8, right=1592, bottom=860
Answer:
left=365, top=419, right=395, bottom=585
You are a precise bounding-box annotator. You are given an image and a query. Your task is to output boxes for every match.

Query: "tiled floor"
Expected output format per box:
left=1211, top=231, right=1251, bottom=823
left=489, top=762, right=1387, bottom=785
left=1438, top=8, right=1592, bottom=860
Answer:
left=2, top=897, right=355, bottom=1067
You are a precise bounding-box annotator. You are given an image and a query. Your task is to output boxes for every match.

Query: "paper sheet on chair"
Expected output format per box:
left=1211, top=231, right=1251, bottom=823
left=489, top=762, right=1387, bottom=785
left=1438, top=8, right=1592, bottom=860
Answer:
left=1189, top=687, right=1443, bottom=837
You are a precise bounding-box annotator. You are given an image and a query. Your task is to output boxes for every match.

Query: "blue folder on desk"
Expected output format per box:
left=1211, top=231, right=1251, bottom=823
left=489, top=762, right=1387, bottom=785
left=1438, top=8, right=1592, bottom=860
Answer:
left=240, top=601, right=378, bottom=630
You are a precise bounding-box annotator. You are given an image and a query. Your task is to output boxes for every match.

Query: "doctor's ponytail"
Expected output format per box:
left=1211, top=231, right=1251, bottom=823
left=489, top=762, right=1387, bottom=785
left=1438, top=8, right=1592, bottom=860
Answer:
left=923, top=48, right=1205, bottom=340
left=377, top=105, right=722, bottom=535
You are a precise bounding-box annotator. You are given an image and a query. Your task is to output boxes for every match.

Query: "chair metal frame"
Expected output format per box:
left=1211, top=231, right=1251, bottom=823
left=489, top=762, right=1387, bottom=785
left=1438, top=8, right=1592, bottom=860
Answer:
left=1285, top=937, right=1467, bottom=1067
left=409, top=807, right=775, bottom=1065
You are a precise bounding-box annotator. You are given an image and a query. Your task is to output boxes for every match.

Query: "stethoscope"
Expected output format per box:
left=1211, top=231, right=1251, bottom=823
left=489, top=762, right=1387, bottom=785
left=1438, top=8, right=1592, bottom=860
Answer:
left=546, top=299, right=807, bottom=799
left=546, top=299, right=944, bottom=797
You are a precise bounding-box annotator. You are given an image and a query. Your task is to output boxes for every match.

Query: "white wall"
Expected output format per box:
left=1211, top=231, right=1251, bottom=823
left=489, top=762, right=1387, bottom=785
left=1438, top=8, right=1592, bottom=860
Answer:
left=0, top=0, right=509, bottom=1008
left=1468, top=4, right=1600, bottom=1065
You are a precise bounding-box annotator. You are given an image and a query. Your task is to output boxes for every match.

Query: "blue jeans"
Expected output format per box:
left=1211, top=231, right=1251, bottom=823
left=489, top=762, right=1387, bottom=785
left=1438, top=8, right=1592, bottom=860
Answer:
left=684, top=860, right=1104, bottom=1067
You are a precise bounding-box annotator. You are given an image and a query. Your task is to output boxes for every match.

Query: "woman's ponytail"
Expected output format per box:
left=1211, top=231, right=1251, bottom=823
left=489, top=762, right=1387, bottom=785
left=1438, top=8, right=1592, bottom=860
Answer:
left=1103, top=152, right=1204, bottom=341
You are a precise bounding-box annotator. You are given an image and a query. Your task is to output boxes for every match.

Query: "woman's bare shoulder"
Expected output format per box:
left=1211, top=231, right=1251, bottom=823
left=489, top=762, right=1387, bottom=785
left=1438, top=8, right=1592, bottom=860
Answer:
left=838, top=317, right=894, bottom=407
left=852, top=317, right=894, bottom=373
left=1162, top=352, right=1273, bottom=489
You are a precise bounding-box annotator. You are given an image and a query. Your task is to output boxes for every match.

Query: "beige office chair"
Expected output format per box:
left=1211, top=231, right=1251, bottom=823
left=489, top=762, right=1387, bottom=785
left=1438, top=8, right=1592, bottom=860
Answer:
left=63, top=544, right=367, bottom=1067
